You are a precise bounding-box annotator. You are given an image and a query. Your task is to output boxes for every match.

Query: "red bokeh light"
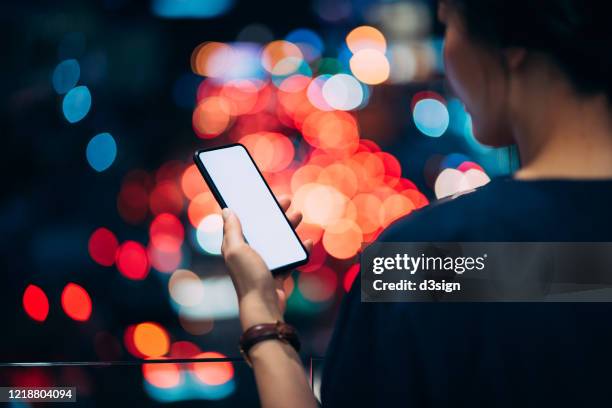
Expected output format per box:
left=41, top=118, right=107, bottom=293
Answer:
left=149, top=181, right=184, bottom=215
left=116, top=241, right=150, bottom=280
left=61, top=283, right=92, bottom=322
left=343, top=263, right=360, bottom=292
left=149, top=213, right=184, bottom=252
left=299, top=266, right=338, bottom=302
left=22, top=284, right=49, bottom=322
left=143, top=359, right=182, bottom=389
left=88, top=227, right=119, bottom=267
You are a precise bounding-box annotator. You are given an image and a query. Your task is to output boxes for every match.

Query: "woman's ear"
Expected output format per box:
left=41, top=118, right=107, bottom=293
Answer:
left=504, top=47, right=527, bottom=71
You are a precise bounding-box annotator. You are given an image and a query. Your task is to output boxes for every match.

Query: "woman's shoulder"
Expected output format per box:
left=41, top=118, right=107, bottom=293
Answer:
left=378, top=176, right=612, bottom=242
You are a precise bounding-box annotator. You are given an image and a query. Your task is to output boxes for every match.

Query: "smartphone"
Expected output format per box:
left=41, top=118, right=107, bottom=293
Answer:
left=193, top=144, right=309, bottom=274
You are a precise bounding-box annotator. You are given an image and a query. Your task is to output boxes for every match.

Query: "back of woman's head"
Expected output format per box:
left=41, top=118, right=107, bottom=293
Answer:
left=446, top=0, right=612, bottom=101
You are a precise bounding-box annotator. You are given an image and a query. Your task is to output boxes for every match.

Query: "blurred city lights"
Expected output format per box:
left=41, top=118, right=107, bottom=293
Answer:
left=434, top=166, right=490, bottom=199
left=350, top=49, right=390, bottom=85
left=181, top=164, right=208, bottom=200
left=62, top=85, right=91, bottom=123
left=143, top=359, right=182, bottom=389
left=413, top=98, right=450, bottom=137
left=88, top=227, right=119, bottom=267
left=191, top=352, right=234, bottom=385
left=61, top=283, right=92, bottom=322
left=188, top=192, right=221, bottom=228
left=149, top=180, right=184, bottom=215
left=343, top=264, right=360, bottom=292
left=346, top=26, right=387, bottom=53
left=322, top=74, right=364, bottom=111
left=192, top=96, right=232, bottom=139
left=117, top=173, right=150, bottom=224
left=285, top=29, right=324, bottom=62
left=150, top=213, right=184, bottom=252
left=178, top=276, right=238, bottom=320
left=116, top=241, right=150, bottom=280
left=298, top=266, right=338, bottom=302
left=168, top=269, right=204, bottom=307
left=86, top=132, right=117, bottom=172
left=52, top=59, right=80, bottom=94
left=196, top=214, right=223, bottom=255
left=22, top=284, right=49, bottom=322
left=151, top=0, right=233, bottom=19
left=133, top=322, right=170, bottom=358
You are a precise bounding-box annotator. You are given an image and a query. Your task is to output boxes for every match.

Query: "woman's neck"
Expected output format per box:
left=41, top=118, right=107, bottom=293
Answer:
left=513, top=90, right=612, bottom=180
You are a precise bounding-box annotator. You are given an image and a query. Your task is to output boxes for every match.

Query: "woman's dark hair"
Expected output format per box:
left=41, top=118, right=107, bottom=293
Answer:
left=446, top=0, right=612, bottom=100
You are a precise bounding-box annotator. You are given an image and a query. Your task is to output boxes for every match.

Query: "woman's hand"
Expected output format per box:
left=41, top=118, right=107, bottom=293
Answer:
left=221, top=197, right=312, bottom=331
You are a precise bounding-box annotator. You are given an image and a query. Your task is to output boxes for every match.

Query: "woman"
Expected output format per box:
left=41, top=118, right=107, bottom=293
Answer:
left=221, top=0, right=612, bottom=406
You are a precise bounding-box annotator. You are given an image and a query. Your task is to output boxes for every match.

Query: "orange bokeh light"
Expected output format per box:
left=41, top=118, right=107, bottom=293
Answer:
left=346, top=25, right=387, bottom=53
left=261, top=40, right=303, bottom=75
left=61, top=283, right=92, bottom=322
left=191, top=351, right=234, bottom=385
left=322, top=218, right=363, bottom=259
left=188, top=191, right=221, bottom=227
left=192, top=96, right=233, bottom=139
left=379, top=194, right=415, bottom=228
left=191, top=42, right=234, bottom=78
left=240, top=132, right=295, bottom=173
left=350, top=49, right=390, bottom=85
left=133, top=322, right=170, bottom=358
left=181, top=164, right=208, bottom=200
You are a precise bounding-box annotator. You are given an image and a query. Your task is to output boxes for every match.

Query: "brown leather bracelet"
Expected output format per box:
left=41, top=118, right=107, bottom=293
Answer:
left=239, top=321, right=301, bottom=366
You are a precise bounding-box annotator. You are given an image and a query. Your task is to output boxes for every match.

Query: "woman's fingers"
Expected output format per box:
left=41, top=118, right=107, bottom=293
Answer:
left=221, top=208, right=245, bottom=253
left=287, top=211, right=303, bottom=229
left=278, top=196, right=291, bottom=212
left=304, top=239, right=313, bottom=254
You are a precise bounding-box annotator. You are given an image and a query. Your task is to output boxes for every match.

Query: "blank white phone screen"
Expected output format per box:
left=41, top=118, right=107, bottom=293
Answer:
left=198, top=145, right=307, bottom=271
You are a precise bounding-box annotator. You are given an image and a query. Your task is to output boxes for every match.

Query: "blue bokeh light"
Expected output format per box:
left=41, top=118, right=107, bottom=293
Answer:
left=286, top=29, right=324, bottom=61
left=86, top=132, right=117, bottom=172
left=52, top=59, right=80, bottom=94
left=413, top=98, right=450, bottom=137
left=62, top=86, right=91, bottom=123
left=152, top=0, right=233, bottom=18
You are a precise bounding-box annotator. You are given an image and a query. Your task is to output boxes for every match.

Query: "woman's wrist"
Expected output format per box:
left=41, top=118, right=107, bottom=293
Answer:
left=239, top=293, right=283, bottom=331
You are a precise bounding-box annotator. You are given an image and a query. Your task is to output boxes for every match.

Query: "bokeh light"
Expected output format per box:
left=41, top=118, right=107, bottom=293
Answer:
left=116, top=241, right=150, bottom=280
left=22, top=284, right=49, bottom=322
left=192, top=96, right=232, bottom=139
left=152, top=0, right=233, bottom=18
left=88, top=227, right=119, bottom=266
left=150, top=213, right=184, bottom=252
left=196, top=214, right=223, bottom=255
left=168, top=269, right=204, bottom=307
left=413, top=97, right=449, bottom=137
left=346, top=25, right=387, bottom=53
left=261, top=40, right=303, bottom=76
left=133, top=322, right=170, bottom=358
left=86, top=132, right=117, bottom=172
left=191, top=352, right=234, bottom=385
left=350, top=49, right=390, bottom=85
left=143, top=359, right=182, bottom=389
left=322, top=74, right=363, bottom=111
left=62, top=85, right=91, bottom=123
left=61, top=283, right=92, bottom=322
left=298, top=266, right=338, bottom=302
left=52, top=59, right=80, bottom=94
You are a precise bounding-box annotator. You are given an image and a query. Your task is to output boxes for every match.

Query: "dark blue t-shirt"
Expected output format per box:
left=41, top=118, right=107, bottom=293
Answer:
left=321, top=177, right=612, bottom=407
